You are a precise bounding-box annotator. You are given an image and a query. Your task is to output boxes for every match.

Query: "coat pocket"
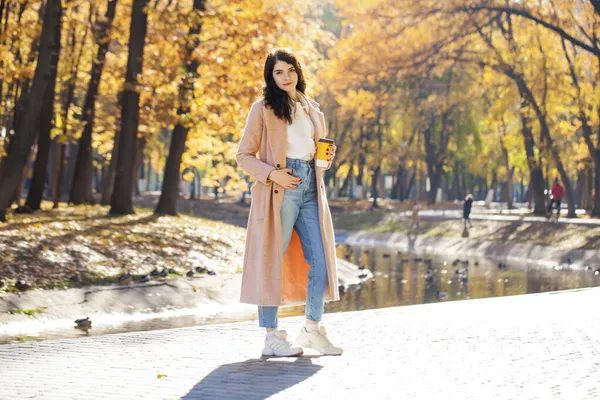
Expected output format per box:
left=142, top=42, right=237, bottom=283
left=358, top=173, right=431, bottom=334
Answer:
left=249, top=183, right=266, bottom=220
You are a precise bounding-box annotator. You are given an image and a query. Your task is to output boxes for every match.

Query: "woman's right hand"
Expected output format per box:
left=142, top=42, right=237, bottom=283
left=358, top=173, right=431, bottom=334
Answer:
left=268, top=168, right=302, bottom=189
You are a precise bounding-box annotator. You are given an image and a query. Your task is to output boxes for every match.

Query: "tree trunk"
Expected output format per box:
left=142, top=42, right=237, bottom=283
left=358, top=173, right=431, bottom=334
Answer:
left=101, top=127, right=120, bottom=205
left=530, top=167, right=545, bottom=212
left=144, top=157, right=150, bottom=192
left=132, top=136, right=146, bottom=196
left=562, top=40, right=600, bottom=216
left=71, top=0, right=118, bottom=205
left=155, top=0, right=206, bottom=215
left=338, top=166, right=352, bottom=197
left=425, top=166, right=437, bottom=204
left=25, top=75, right=59, bottom=210
left=406, top=169, right=415, bottom=201
left=391, top=164, right=405, bottom=200
left=425, top=153, right=444, bottom=204
left=0, top=0, right=63, bottom=221
left=52, top=142, right=66, bottom=207
left=356, top=168, right=364, bottom=198
left=109, top=0, right=149, bottom=215
left=452, top=171, right=460, bottom=200
left=400, top=167, right=408, bottom=200
left=324, top=163, right=336, bottom=195
left=585, top=165, right=592, bottom=211
left=461, top=173, right=468, bottom=199
left=441, top=174, right=452, bottom=199
left=512, top=74, right=575, bottom=217
left=1, top=5, right=40, bottom=143
left=500, top=138, right=514, bottom=209
left=470, top=180, right=477, bottom=199
left=356, top=156, right=365, bottom=198
left=26, top=8, right=63, bottom=211
left=427, top=170, right=441, bottom=204
left=52, top=75, right=76, bottom=206
left=576, top=168, right=586, bottom=210
left=370, top=166, right=380, bottom=208
left=190, top=170, right=198, bottom=200
left=518, top=106, right=546, bottom=214
left=155, top=124, right=187, bottom=215
left=423, top=116, right=450, bottom=204
left=593, top=150, right=600, bottom=216
left=13, top=144, right=37, bottom=207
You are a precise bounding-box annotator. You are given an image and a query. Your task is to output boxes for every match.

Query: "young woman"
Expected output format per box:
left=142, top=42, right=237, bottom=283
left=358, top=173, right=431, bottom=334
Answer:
left=236, top=49, right=342, bottom=357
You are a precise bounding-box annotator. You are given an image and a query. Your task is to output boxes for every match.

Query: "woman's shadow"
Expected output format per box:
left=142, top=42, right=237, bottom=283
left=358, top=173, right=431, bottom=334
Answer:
left=183, top=356, right=323, bottom=399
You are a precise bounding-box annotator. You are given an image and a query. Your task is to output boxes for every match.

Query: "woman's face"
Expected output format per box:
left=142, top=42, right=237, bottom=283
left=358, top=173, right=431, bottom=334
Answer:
left=272, top=59, right=298, bottom=94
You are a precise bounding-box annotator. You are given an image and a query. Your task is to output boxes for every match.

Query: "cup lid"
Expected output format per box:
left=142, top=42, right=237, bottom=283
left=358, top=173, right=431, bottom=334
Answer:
left=318, top=138, right=334, bottom=143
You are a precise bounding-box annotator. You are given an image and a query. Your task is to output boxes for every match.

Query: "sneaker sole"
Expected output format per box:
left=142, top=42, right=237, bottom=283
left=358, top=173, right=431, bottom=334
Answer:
left=262, top=349, right=304, bottom=357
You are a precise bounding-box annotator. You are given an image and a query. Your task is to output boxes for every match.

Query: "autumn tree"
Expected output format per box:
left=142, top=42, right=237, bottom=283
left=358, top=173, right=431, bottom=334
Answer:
left=50, top=1, right=95, bottom=207
left=0, top=0, right=64, bottom=221
left=109, top=0, right=149, bottom=215
left=70, top=0, right=119, bottom=205
left=24, top=0, right=68, bottom=211
left=155, top=0, right=206, bottom=215
left=324, top=0, right=594, bottom=216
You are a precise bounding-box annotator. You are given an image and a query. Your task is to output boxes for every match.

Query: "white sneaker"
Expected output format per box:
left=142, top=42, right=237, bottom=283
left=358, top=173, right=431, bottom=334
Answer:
left=295, top=325, right=343, bottom=356
left=262, top=330, right=304, bottom=357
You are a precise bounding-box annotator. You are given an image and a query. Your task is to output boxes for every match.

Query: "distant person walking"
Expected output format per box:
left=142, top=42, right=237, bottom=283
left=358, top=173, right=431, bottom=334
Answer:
left=463, top=193, right=473, bottom=228
left=547, top=178, right=564, bottom=219
left=409, top=200, right=421, bottom=231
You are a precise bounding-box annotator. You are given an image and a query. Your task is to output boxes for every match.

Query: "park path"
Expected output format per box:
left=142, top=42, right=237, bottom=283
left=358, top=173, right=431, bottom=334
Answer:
left=403, top=207, right=600, bottom=226
left=1, top=287, right=598, bottom=399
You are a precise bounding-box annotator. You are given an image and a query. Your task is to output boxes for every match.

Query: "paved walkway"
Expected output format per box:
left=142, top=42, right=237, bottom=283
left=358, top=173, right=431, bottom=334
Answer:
left=399, top=208, right=600, bottom=226
left=1, top=287, right=599, bottom=400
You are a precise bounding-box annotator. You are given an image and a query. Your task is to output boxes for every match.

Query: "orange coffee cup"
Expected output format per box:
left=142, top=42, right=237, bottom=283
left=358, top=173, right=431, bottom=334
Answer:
left=316, top=138, right=334, bottom=168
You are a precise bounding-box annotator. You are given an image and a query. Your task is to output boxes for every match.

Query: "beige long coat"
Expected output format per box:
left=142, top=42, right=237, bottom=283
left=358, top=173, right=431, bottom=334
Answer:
left=236, top=93, right=339, bottom=306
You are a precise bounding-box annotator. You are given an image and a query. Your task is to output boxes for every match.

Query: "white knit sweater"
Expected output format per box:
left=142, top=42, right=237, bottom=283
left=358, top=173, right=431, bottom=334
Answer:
left=286, top=100, right=315, bottom=161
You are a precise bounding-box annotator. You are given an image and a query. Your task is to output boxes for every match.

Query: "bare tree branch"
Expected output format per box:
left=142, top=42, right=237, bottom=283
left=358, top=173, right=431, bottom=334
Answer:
left=453, top=5, right=600, bottom=57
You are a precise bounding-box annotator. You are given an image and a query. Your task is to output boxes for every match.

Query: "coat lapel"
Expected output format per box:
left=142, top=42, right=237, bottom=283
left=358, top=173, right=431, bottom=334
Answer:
left=264, top=107, right=287, bottom=166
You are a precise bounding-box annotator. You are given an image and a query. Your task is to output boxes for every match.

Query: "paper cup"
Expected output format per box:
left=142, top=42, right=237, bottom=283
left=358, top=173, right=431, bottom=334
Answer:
left=316, top=138, right=334, bottom=168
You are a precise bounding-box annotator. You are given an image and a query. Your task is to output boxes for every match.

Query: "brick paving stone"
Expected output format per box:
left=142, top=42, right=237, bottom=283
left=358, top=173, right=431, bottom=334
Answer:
left=0, top=287, right=599, bottom=400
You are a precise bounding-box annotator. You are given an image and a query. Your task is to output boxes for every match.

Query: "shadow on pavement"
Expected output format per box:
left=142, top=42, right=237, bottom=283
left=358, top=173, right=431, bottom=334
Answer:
left=183, top=356, right=322, bottom=399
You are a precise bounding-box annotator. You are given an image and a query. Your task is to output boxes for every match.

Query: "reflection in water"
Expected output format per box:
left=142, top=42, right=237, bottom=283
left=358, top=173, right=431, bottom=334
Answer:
left=332, top=245, right=600, bottom=312
left=282, top=244, right=600, bottom=317
left=3, top=244, right=599, bottom=344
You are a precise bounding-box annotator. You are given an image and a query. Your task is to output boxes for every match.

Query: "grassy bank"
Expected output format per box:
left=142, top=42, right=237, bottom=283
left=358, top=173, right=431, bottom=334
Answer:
left=0, top=202, right=245, bottom=291
left=3, top=196, right=598, bottom=293
left=331, top=210, right=600, bottom=250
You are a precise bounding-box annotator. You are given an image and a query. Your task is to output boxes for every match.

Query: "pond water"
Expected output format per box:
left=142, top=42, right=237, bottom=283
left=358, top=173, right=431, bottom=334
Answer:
left=2, top=244, right=599, bottom=344
left=280, top=244, right=600, bottom=317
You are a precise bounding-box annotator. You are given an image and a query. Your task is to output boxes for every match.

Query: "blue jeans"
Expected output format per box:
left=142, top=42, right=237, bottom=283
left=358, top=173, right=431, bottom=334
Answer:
left=258, top=158, right=329, bottom=328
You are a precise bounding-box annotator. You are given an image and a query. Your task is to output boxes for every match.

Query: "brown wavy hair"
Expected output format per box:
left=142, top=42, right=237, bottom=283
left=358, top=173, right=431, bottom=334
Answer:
left=262, top=48, right=307, bottom=124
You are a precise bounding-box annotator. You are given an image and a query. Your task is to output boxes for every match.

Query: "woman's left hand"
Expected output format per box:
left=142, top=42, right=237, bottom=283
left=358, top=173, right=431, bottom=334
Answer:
left=325, top=144, right=336, bottom=170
